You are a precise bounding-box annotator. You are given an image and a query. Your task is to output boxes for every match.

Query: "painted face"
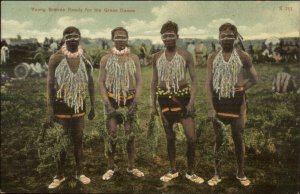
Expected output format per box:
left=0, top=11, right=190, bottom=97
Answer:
left=64, top=32, right=80, bottom=49
left=161, top=32, right=177, bottom=41
left=113, top=30, right=128, bottom=50
left=161, top=30, right=178, bottom=47
left=219, top=27, right=236, bottom=47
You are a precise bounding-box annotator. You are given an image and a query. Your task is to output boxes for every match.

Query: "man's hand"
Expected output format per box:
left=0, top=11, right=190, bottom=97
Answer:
left=105, top=101, right=115, bottom=115
left=150, top=106, right=159, bottom=117
left=272, top=86, right=275, bottom=92
left=88, top=108, right=95, bottom=120
left=128, top=100, right=138, bottom=115
left=235, top=86, right=245, bottom=92
left=208, top=109, right=216, bottom=122
left=186, top=103, right=194, bottom=115
left=44, top=114, right=57, bottom=129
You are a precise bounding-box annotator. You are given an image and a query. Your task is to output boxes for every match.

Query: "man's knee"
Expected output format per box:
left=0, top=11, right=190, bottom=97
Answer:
left=186, top=135, right=196, bottom=145
left=166, top=132, right=176, bottom=142
left=106, top=118, right=117, bottom=137
left=215, top=133, right=223, bottom=146
left=213, top=125, right=224, bottom=145
left=231, top=121, right=244, bottom=142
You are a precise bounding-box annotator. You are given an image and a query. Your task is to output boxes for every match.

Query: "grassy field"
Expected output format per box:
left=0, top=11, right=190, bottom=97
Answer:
left=1, top=63, right=299, bottom=194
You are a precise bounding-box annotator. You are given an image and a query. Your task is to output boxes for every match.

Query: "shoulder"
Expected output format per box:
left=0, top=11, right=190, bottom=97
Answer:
left=207, top=51, right=218, bottom=61
left=48, top=50, right=64, bottom=67
left=100, top=54, right=110, bottom=64
left=236, top=49, right=251, bottom=62
left=129, top=53, right=139, bottom=61
left=206, top=51, right=218, bottom=68
left=153, top=50, right=164, bottom=61
left=177, top=47, right=191, bottom=57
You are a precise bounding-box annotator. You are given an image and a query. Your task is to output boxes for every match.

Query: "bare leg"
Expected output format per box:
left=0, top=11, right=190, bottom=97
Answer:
left=180, top=117, right=196, bottom=175
left=231, top=117, right=246, bottom=178
left=161, top=114, right=176, bottom=173
left=106, top=117, right=118, bottom=170
left=213, top=120, right=225, bottom=177
left=70, top=117, right=84, bottom=176
left=56, top=118, right=69, bottom=179
left=124, top=119, right=135, bottom=170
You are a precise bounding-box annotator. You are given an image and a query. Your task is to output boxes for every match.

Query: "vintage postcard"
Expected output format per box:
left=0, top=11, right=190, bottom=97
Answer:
left=1, top=1, right=299, bottom=193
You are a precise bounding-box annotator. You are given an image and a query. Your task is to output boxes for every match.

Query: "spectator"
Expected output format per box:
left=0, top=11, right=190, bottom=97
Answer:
left=272, top=66, right=296, bottom=93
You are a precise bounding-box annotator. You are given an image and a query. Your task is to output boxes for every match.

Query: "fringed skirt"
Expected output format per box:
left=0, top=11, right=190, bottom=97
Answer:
left=213, top=90, right=245, bottom=124
left=157, top=85, right=193, bottom=123
left=54, top=98, right=86, bottom=119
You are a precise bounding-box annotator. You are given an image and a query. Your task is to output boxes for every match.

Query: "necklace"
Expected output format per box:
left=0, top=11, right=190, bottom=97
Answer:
left=61, top=44, right=83, bottom=58
left=111, top=47, right=130, bottom=56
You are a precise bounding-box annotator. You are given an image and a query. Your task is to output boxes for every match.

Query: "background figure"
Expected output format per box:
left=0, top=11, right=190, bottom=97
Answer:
left=194, top=41, right=207, bottom=67
left=272, top=66, right=296, bottom=93
left=187, top=41, right=196, bottom=64
left=1, top=45, right=9, bottom=65
left=43, top=37, right=50, bottom=50
left=139, top=43, right=147, bottom=66
left=49, top=38, right=58, bottom=54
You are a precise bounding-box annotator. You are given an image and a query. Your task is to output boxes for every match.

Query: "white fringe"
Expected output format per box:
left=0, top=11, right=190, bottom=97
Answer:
left=55, top=57, right=88, bottom=114
left=212, top=49, right=242, bottom=99
left=157, top=50, right=186, bottom=91
left=105, top=54, right=136, bottom=106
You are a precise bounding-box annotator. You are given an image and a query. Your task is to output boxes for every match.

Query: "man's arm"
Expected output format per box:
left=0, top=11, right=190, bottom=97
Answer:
left=150, top=53, right=159, bottom=115
left=86, top=62, right=95, bottom=119
left=99, top=55, right=109, bottom=103
left=47, top=54, right=58, bottom=122
left=241, top=53, right=258, bottom=91
left=186, top=50, right=197, bottom=110
left=205, top=53, right=216, bottom=119
left=128, top=54, right=143, bottom=115
left=132, top=54, right=142, bottom=100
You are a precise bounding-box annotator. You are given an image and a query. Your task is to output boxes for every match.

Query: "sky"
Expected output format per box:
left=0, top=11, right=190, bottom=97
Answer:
left=1, top=1, right=299, bottom=43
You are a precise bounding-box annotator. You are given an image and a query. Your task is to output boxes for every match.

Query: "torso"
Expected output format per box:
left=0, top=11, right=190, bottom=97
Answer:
left=104, top=53, right=137, bottom=92
left=66, top=58, right=80, bottom=73
left=50, top=50, right=89, bottom=114
left=211, top=48, right=250, bottom=88
left=211, top=48, right=251, bottom=99
left=155, top=48, right=189, bottom=90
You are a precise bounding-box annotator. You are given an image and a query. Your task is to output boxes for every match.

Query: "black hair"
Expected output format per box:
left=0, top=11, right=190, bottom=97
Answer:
left=111, top=27, right=128, bottom=39
left=160, top=20, right=178, bottom=34
left=63, top=26, right=81, bottom=37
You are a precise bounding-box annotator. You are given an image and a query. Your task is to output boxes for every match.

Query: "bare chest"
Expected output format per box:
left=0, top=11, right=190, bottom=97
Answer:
left=66, top=58, right=80, bottom=73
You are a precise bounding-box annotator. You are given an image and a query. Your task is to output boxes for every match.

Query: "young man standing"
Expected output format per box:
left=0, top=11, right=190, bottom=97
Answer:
left=151, top=21, right=204, bottom=184
left=206, top=23, right=258, bottom=187
left=47, top=26, right=95, bottom=189
left=99, top=27, right=144, bottom=180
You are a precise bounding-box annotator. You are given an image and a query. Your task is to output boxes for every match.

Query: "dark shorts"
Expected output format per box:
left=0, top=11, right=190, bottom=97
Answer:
left=213, top=91, right=244, bottom=124
left=157, top=86, right=193, bottom=123
left=54, top=98, right=86, bottom=118
left=107, top=90, right=135, bottom=110
left=105, top=90, right=136, bottom=124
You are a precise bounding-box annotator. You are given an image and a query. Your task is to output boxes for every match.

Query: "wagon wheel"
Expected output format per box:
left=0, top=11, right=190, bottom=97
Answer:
left=14, top=62, right=30, bottom=79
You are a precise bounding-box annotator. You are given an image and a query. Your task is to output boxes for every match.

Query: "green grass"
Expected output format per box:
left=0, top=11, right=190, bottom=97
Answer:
left=1, top=63, right=299, bottom=193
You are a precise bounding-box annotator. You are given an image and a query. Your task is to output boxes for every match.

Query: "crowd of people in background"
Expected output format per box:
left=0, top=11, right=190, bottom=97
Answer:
left=249, top=39, right=299, bottom=64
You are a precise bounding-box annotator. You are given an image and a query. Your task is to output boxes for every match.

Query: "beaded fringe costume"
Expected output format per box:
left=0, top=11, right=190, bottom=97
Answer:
left=55, top=57, right=89, bottom=114
left=157, top=50, right=186, bottom=91
left=212, top=49, right=243, bottom=99
left=105, top=53, right=136, bottom=106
